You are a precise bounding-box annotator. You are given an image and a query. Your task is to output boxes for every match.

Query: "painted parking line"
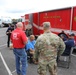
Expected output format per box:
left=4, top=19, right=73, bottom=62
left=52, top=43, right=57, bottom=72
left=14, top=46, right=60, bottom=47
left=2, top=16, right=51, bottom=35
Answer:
left=11, top=70, right=16, bottom=74
left=0, top=44, right=16, bottom=74
left=0, top=52, right=12, bottom=75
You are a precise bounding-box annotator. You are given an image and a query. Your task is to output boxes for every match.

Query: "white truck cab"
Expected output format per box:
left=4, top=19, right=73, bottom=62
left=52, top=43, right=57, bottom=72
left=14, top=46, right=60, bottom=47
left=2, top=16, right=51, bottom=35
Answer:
left=0, top=16, right=12, bottom=27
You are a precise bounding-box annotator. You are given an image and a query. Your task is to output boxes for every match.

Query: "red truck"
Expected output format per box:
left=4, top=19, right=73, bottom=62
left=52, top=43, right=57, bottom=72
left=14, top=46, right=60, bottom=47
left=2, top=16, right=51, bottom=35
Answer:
left=21, top=6, right=76, bottom=40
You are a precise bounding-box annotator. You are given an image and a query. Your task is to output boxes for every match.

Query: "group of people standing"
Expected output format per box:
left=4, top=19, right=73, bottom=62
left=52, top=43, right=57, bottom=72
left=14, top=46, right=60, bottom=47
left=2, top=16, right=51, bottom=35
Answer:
left=6, top=22, right=35, bottom=75
left=6, top=22, right=75, bottom=75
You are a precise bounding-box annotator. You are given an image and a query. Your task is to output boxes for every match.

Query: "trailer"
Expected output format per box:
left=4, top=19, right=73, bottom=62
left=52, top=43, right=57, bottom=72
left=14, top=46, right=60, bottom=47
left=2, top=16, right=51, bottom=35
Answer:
left=21, top=6, right=76, bottom=40
left=0, top=16, right=12, bottom=27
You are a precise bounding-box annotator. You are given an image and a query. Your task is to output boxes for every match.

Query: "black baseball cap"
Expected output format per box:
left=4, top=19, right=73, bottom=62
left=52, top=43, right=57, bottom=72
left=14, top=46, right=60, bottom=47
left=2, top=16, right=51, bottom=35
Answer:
left=69, top=32, right=75, bottom=36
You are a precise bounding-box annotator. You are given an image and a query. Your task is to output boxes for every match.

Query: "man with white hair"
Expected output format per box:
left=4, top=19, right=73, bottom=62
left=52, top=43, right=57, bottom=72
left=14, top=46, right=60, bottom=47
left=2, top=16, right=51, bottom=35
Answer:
left=11, top=22, right=28, bottom=75
left=34, top=22, right=65, bottom=75
left=25, top=35, right=36, bottom=63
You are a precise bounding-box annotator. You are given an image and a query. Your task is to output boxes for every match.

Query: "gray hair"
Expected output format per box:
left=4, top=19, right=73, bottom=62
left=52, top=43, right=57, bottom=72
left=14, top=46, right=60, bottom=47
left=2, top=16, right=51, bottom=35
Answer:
left=43, top=22, right=51, bottom=29
left=16, top=22, right=23, bottom=28
left=29, top=35, right=35, bottom=38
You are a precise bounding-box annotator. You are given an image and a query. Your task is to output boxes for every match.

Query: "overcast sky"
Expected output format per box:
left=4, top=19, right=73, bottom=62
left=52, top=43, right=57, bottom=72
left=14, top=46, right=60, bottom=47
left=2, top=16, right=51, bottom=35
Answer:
left=0, top=0, right=76, bottom=19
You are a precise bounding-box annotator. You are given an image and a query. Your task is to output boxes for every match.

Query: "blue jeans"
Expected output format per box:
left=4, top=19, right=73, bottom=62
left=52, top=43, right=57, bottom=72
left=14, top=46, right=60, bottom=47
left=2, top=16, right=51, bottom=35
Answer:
left=13, top=48, right=28, bottom=75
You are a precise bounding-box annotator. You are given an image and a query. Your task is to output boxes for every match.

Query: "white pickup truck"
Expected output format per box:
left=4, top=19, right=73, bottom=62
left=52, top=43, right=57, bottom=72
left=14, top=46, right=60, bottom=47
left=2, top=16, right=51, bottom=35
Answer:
left=0, top=16, right=12, bottom=27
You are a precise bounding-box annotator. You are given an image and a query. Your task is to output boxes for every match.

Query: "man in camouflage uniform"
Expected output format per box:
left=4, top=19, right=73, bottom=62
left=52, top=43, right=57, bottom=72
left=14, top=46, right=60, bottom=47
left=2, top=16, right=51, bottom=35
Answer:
left=34, top=22, right=65, bottom=75
left=25, top=21, right=32, bottom=37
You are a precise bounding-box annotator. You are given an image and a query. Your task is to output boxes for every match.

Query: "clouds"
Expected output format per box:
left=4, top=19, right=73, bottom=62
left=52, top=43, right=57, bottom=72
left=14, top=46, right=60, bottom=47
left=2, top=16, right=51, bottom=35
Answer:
left=0, top=0, right=6, bottom=6
left=0, top=0, right=76, bottom=19
left=0, top=0, right=38, bottom=18
left=6, top=9, right=27, bottom=13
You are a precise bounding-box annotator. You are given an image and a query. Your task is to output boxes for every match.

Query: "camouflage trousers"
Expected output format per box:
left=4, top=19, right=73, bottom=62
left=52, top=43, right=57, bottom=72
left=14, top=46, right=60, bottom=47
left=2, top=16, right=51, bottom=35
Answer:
left=37, top=61, right=57, bottom=75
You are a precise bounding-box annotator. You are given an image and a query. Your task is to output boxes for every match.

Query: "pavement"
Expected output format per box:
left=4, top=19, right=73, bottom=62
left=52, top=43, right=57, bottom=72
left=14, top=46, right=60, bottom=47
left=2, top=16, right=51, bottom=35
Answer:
left=0, top=56, right=8, bottom=75
left=0, top=27, right=76, bottom=75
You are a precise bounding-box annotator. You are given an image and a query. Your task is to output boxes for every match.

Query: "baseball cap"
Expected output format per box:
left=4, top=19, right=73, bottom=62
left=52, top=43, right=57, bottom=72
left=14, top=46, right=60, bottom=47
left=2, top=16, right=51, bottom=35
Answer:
left=43, top=22, right=51, bottom=28
left=69, top=32, right=75, bottom=36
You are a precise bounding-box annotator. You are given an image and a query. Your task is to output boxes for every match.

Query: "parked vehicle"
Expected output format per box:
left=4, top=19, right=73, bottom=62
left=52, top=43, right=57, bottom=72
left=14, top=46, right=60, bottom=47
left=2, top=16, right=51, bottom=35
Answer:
left=21, top=6, right=76, bottom=40
left=0, top=16, right=12, bottom=27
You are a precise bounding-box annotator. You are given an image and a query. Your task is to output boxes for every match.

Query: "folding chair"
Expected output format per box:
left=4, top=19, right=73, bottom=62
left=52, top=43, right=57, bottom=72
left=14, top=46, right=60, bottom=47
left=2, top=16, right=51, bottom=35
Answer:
left=26, top=50, right=34, bottom=63
left=57, top=47, right=74, bottom=68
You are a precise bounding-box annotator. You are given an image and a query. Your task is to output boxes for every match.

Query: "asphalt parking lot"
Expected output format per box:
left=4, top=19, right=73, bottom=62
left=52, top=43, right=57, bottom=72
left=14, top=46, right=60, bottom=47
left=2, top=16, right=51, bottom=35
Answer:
left=0, top=28, right=76, bottom=75
left=0, top=46, right=76, bottom=75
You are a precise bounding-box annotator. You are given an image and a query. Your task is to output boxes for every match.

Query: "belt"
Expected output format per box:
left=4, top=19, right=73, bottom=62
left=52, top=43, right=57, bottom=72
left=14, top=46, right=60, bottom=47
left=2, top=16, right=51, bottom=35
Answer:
left=14, top=48, right=24, bottom=49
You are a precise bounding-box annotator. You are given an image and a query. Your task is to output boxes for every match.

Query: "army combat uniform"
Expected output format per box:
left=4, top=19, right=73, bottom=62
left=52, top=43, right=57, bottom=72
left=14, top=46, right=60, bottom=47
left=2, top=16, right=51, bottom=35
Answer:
left=34, top=32, right=65, bottom=75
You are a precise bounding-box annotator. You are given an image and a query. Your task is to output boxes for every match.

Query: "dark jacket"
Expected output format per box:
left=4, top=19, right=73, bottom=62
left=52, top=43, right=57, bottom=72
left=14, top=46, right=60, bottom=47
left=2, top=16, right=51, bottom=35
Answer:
left=6, top=27, right=14, bottom=36
left=62, top=39, right=75, bottom=55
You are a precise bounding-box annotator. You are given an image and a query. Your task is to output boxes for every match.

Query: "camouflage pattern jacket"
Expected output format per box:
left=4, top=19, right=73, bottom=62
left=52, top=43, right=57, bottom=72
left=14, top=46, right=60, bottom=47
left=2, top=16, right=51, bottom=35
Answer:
left=34, top=32, right=65, bottom=64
